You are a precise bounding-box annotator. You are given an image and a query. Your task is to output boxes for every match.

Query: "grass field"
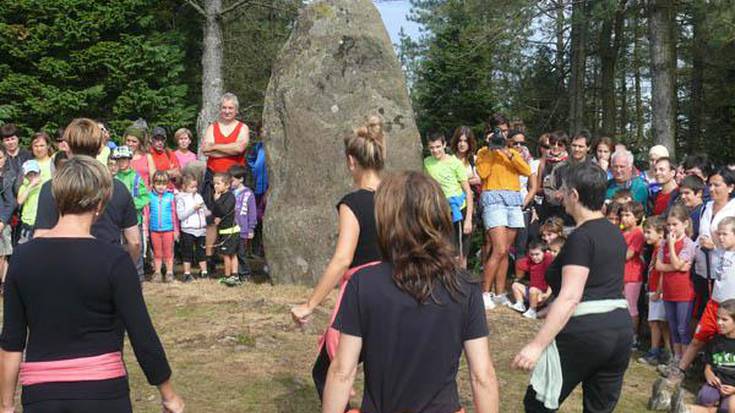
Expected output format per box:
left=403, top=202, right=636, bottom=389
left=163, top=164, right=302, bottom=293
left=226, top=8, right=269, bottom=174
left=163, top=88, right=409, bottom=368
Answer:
left=109, top=277, right=668, bottom=412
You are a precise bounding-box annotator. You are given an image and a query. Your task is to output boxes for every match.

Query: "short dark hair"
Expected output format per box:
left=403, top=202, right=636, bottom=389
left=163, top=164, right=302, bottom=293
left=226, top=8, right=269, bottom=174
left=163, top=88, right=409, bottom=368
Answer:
left=426, top=131, right=445, bottom=143
left=572, top=130, right=592, bottom=147
left=714, top=167, right=735, bottom=199
left=527, top=240, right=546, bottom=252
left=548, top=130, right=569, bottom=148
left=680, top=175, right=705, bottom=194
left=682, top=154, right=712, bottom=177
left=655, top=157, right=675, bottom=171
left=564, top=162, right=608, bottom=211
left=0, top=124, right=18, bottom=139
left=228, top=164, right=248, bottom=180
left=620, top=201, right=645, bottom=222
left=643, top=215, right=666, bottom=233
left=213, top=172, right=231, bottom=183
left=488, top=113, right=510, bottom=129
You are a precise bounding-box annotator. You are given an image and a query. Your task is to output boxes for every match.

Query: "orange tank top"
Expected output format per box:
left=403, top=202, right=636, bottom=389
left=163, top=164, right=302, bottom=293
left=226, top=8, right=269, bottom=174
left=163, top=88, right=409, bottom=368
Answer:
left=206, top=121, right=245, bottom=173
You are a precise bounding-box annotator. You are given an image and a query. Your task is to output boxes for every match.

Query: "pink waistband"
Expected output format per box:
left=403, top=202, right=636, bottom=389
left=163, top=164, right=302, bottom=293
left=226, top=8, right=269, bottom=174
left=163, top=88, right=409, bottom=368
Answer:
left=20, top=351, right=127, bottom=386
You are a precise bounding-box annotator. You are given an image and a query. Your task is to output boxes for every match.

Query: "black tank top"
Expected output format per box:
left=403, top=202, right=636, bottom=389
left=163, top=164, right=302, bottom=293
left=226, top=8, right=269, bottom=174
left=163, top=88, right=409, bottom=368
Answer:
left=337, top=189, right=381, bottom=268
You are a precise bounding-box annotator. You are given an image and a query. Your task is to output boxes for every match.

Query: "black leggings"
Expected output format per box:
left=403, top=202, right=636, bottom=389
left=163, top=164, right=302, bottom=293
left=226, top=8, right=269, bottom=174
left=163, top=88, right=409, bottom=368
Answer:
left=523, top=326, right=633, bottom=413
left=24, top=396, right=132, bottom=413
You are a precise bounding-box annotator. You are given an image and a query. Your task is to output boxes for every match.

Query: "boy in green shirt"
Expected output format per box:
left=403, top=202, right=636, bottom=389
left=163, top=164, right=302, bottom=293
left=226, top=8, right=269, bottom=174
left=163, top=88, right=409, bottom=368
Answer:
left=112, top=146, right=149, bottom=280
left=17, top=159, right=43, bottom=243
left=423, top=132, right=474, bottom=268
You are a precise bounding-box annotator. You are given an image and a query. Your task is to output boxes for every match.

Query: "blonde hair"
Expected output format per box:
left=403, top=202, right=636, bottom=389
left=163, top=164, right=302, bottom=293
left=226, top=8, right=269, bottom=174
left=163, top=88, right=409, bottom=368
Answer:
left=52, top=155, right=112, bottom=215
left=345, top=115, right=385, bottom=171
left=174, top=128, right=193, bottom=142
left=63, top=118, right=104, bottom=157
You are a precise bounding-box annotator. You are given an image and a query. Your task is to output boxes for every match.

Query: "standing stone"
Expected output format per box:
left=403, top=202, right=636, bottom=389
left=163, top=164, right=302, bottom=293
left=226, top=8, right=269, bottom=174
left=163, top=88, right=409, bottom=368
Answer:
left=262, top=0, right=422, bottom=285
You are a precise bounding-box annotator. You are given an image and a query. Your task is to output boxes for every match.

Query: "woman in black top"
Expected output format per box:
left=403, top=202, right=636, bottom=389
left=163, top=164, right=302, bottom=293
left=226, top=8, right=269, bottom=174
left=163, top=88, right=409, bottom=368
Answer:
left=290, top=116, right=384, bottom=401
left=513, top=161, right=632, bottom=412
left=322, top=171, right=499, bottom=413
left=0, top=156, right=183, bottom=413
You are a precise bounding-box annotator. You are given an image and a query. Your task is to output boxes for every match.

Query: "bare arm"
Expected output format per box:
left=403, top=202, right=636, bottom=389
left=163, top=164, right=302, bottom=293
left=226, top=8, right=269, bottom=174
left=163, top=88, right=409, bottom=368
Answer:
left=0, top=350, right=21, bottom=412
left=626, top=248, right=636, bottom=260
left=464, top=337, right=499, bottom=413
left=147, top=154, right=156, bottom=180
left=205, top=124, right=250, bottom=157
left=461, top=180, right=473, bottom=234
left=321, top=334, right=362, bottom=413
left=513, top=265, right=588, bottom=371
left=523, top=171, right=539, bottom=208
left=291, top=205, right=359, bottom=323
left=123, top=225, right=141, bottom=264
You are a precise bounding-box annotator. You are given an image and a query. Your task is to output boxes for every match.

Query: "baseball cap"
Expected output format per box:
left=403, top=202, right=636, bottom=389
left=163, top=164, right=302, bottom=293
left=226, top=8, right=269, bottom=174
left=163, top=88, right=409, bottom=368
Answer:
left=151, top=126, right=167, bottom=140
left=111, top=145, right=133, bottom=160
left=22, top=159, right=40, bottom=175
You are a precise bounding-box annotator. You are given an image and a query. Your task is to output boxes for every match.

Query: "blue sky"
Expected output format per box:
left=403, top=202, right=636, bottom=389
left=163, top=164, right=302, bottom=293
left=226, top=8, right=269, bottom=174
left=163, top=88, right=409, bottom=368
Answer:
left=374, top=0, right=422, bottom=45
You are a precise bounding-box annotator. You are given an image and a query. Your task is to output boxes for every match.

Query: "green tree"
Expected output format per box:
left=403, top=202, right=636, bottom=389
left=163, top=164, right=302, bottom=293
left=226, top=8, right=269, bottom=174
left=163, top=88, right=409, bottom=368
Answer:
left=0, top=0, right=197, bottom=141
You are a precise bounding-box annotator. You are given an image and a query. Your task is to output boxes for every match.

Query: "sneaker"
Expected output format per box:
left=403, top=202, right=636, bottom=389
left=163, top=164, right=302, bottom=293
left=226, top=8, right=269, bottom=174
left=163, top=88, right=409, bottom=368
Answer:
left=482, top=292, right=496, bottom=310
left=493, top=294, right=510, bottom=306
left=632, top=337, right=640, bottom=351
left=219, top=275, right=242, bottom=287
left=164, top=272, right=174, bottom=283
left=151, top=272, right=163, bottom=283
left=522, top=308, right=538, bottom=319
left=509, top=301, right=526, bottom=313
left=638, top=349, right=661, bottom=366
left=183, top=273, right=194, bottom=283
left=200, top=270, right=209, bottom=279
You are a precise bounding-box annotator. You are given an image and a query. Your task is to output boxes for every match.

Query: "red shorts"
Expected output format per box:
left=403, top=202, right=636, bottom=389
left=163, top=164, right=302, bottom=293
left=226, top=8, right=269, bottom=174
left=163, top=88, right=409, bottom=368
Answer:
left=694, top=300, right=720, bottom=343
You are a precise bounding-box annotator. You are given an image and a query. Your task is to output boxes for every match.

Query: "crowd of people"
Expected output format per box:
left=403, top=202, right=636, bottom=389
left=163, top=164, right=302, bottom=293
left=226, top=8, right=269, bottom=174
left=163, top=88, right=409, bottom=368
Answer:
left=2, top=93, right=735, bottom=412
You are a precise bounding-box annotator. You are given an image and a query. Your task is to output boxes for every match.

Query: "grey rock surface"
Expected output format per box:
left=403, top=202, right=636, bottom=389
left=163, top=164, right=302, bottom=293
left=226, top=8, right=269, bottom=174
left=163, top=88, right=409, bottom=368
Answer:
left=262, top=0, right=422, bottom=285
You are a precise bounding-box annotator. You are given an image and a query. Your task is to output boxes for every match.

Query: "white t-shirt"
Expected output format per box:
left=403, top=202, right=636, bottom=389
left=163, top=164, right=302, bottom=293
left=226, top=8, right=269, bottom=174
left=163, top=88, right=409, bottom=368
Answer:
left=519, top=159, right=540, bottom=203
left=695, top=199, right=735, bottom=277
left=712, top=250, right=735, bottom=303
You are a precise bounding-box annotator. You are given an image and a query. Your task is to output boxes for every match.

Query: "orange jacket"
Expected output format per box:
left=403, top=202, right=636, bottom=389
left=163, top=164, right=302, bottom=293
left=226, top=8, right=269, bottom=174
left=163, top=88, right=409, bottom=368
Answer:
left=476, top=147, right=531, bottom=191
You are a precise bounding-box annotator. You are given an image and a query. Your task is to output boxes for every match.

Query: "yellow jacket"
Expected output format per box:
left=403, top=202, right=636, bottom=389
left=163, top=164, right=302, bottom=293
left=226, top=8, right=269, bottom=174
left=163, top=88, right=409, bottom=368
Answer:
left=476, top=147, right=531, bottom=191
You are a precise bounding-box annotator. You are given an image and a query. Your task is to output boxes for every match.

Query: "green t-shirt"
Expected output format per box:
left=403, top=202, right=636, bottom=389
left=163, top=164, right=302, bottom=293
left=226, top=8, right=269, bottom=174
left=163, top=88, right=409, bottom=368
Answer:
left=423, top=155, right=468, bottom=206
left=19, top=179, right=42, bottom=226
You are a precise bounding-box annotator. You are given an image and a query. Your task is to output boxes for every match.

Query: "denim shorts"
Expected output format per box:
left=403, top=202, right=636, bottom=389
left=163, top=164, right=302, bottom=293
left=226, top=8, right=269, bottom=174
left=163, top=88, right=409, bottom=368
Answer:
left=481, top=190, right=525, bottom=230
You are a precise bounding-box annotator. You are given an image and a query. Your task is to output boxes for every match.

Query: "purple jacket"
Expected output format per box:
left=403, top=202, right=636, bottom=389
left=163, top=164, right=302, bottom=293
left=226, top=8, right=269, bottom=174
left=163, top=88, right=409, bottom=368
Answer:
left=233, top=186, right=257, bottom=239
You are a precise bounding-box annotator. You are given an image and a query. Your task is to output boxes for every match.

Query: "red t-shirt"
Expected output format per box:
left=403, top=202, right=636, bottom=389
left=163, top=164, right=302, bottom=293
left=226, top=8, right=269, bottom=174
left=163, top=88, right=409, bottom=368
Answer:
left=648, top=245, right=662, bottom=292
left=623, top=227, right=645, bottom=283
left=150, top=149, right=180, bottom=173
left=516, top=253, right=553, bottom=291
left=659, top=237, right=696, bottom=302
left=653, top=189, right=674, bottom=216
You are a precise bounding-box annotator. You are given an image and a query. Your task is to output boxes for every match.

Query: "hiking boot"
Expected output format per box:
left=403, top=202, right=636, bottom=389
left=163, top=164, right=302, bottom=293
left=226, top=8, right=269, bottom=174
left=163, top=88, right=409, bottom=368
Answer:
left=164, top=272, right=174, bottom=283
left=219, top=275, right=242, bottom=287
left=182, top=273, right=194, bottom=283
left=670, top=386, right=690, bottom=413
left=151, top=272, right=163, bottom=283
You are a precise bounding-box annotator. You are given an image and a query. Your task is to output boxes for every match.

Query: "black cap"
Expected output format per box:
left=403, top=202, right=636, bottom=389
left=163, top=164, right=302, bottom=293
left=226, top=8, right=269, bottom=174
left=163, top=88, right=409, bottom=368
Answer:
left=152, top=126, right=167, bottom=139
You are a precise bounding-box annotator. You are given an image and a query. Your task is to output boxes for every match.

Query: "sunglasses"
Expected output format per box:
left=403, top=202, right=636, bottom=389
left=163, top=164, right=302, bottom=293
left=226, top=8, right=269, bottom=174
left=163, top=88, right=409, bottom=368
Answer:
left=539, top=143, right=550, bottom=149
left=511, top=141, right=525, bottom=147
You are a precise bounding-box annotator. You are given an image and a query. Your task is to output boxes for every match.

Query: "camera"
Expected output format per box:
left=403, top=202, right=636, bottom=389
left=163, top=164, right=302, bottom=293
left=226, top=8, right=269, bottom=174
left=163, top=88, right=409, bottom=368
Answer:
left=487, top=128, right=507, bottom=150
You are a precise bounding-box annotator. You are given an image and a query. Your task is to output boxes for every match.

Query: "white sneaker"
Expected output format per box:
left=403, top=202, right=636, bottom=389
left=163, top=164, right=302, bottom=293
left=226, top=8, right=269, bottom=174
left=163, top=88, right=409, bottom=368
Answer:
left=493, top=293, right=510, bottom=306
left=522, top=308, right=538, bottom=319
left=483, top=292, right=496, bottom=310
left=509, top=301, right=526, bottom=313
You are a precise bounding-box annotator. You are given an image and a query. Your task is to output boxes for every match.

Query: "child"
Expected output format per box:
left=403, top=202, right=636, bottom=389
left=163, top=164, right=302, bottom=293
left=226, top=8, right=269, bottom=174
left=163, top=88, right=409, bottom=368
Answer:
left=17, top=160, right=43, bottom=244
left=212, top=172, right=239, bottom=286
left=510, top=240, right=553, bottom=319
left=176, top=174, right=209, bottom=282
left=547, top=237, right=565, bottom=258
left=621, top=201, right=646, bottom=348
left=540, top=216, right=564, bottom=245
left=688, top=299, right=735, bottom=413
left=639, top=216, right=672, bottom=365
left=605, top=201, right=623, bottom=227
left=612, top=188, right=634, bottom=205
left=113, top=146, right=150, bottom=280
left=229, top=165, right=257, bottom=282
left=656, top=204, right=697, bottom=363
left=149, top=171, right=179, bottom=282
left=173, top=128, right=197, bottom=170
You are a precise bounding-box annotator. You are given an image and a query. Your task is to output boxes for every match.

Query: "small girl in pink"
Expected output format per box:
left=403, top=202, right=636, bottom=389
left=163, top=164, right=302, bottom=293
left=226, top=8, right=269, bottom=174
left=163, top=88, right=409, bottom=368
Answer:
left=173, top=128, right=197, bottom=170
left=620, top=201, right=646, bottom=347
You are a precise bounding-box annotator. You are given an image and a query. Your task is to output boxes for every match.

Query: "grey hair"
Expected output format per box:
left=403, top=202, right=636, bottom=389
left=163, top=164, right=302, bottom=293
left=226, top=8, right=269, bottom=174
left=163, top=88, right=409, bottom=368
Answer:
left=220, top=92, right=239, bottom=110
left=611, top=150, right=634, bottom=166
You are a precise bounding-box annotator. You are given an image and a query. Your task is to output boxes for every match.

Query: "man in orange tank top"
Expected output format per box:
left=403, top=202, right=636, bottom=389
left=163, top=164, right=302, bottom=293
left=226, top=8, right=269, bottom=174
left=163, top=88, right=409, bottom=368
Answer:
left=201, top=93, right=250, bottom=272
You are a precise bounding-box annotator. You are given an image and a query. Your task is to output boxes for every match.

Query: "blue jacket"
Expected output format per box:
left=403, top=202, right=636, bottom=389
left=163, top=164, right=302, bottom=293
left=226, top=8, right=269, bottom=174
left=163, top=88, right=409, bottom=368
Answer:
left=149, top=190, right=177, bottom=232
left=247, top=142, right=269, bottom=195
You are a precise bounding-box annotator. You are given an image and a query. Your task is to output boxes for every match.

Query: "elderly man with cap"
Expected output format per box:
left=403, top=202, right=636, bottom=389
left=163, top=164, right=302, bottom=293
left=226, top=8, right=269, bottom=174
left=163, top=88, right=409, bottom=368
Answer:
left=150, top=126, right=181, bottom=188
left=606, top=149, right=649, bottom=205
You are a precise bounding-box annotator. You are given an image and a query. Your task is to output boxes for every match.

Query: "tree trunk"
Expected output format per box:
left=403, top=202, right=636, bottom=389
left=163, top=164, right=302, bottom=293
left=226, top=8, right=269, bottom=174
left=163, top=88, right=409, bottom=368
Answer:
left=648, top=0, right=677, bottom=158
left=689, top=3, right=705, bottom=152
left=633, top=8, right=644, bottom=145
left=619, top=47, right=629, bottom=138
left=599, top=0, right=626, bottom=137
left=555, top=0, right=566, bottom=90
left=568, top=0, right=589, bottom=134
left=196, top=0, right=224, bottom=155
